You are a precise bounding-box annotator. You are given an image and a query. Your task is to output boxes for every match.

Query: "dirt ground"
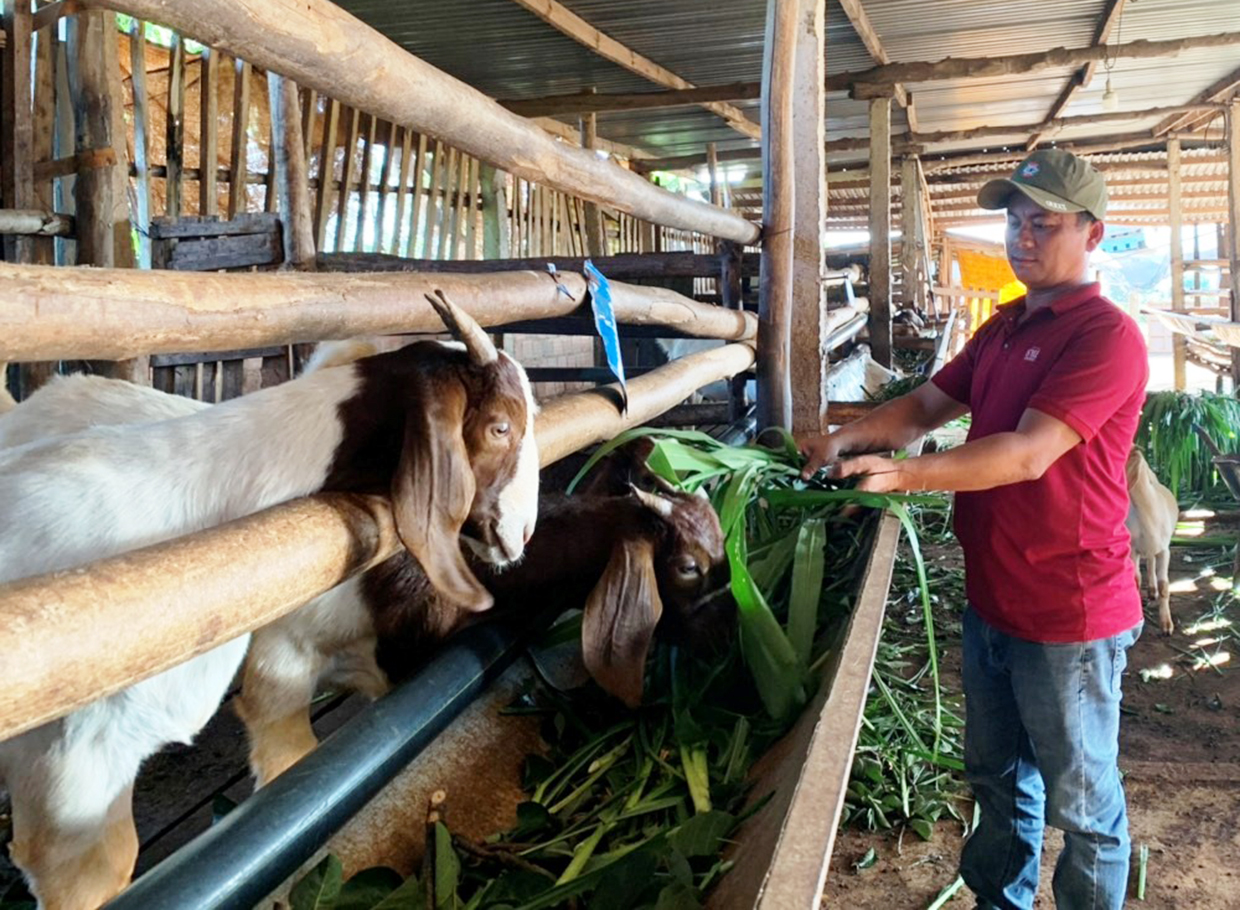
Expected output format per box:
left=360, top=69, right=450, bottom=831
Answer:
left=823, top=521, right=1240, bottom=909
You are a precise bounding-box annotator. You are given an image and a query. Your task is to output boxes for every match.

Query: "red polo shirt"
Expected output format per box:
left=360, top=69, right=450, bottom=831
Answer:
left=931, top=283, right=1148, bottom=642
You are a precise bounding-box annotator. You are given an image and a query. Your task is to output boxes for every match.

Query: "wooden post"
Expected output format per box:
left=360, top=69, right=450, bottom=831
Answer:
left=267, top=72, right=316, bottom=269
left=868, top=95, right=894, bottom=368
left=757, top=0, right=798, bottom=430
left=198, top=47, right=219, bottom=219
left=580, top=109, right=606, bottom=257
left=900, top=155, right=922, bottom=312
left=228, top=58, right=251, bottom=219
left=335, top=106, right=361, bottom=251
left=406, top=133, right=429, bottom=257
left=164, top=34, right=185, bottom=218
left=1169, top=137, right=1186, bottom=391
left=374, top=119, right=398, bottom=253
left=789, top=0, right=828, bottom=435
left=354, top=114, right=377, bottom=252
left=1, top=0, right=35, bottom=264
left=1228, top=100, right=1240, bottom=393
left=422, top=140, right=445, bottom=259
left=390, top=128, right=413, bottom=256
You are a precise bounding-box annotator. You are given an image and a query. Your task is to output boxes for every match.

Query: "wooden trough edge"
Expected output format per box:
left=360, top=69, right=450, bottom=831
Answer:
left=81, top=0, right=758, bottom=245
left=0, top=262, right=757, bottom=362
left=0, top=343, right=756, bottom=743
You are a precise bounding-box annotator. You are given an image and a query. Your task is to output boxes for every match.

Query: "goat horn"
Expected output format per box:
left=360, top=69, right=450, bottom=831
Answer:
left=631, top=484, right=675, bottom=519
left=424, top=290, right=499, bottom=366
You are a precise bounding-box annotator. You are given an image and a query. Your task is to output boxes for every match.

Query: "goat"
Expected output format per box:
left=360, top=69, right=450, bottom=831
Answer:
left=1126, top=447, right=1178, bottom=635
left=236, top=436, right=733, bottom=786
left=0, top=295, right=538, bottom=910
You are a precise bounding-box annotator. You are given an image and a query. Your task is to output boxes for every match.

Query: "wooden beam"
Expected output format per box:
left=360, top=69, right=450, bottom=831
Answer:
left=0, top=264, right=757, bottom=361
left=164, top=33, right=185, bottom=218
left=312, top=97, right=339, bottom=252
left=789, top=0, right=828, bottom=435
left=836, top=0, right=908, bottom=108
left=268, top=73, right=315, bottom=269
left=580, top=109, right=606, bottom=257
left=85, top=0, right=756, bottom=241
left=900, top=156, right=920, bottom=310
left=129, top=17, right=151, bottom=266
left=868, top=97, right=893, bottom=368
left=1228, top=100, right=1240, bottom=390
left=506, top=0, right=760, bottom=139
left=1155, top=64, right=1240, bottom=136
left=228, top=57, right=251, bottom=218
left=758, top=0, right=798, bottom=430
left=335, top=106, right=360, bottom=252
left=1028, top=0, right=1127, bottom=149
left=500, top=82, right=762, bottom=118
left=830, top=31, right=1240, bottom=95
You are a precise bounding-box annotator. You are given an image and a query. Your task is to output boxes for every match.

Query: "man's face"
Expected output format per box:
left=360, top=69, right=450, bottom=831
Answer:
left=1005, top=193, right=1104, bottom=289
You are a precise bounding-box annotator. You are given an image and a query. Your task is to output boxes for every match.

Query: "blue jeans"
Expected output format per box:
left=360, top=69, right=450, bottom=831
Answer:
left=959, top=607, right=1142, bottom=910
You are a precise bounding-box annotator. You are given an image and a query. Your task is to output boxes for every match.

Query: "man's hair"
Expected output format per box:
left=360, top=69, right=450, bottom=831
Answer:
left=1077, top=212, right=1098, bottom=227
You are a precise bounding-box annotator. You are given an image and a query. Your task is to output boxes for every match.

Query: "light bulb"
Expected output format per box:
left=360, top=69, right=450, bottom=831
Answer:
left=1101, top=75, right=1119, bottom=112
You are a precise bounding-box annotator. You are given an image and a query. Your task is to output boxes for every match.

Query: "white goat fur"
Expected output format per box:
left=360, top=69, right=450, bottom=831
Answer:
left=0, top=340, right=536, bottom=909
left=1125, top=448, right=1178, bottom=635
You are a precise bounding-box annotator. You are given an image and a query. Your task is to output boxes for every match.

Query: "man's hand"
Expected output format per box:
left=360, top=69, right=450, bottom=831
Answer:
left=832, top=455, right=908, bottom=493
left=798, top=432, right=846, bottom=480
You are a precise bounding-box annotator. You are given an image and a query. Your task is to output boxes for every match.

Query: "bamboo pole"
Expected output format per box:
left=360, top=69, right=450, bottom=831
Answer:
left=422, top=141, right=446, bottom=259
left=1, top=0, right=34, bottom=263
left=390, top=127, right=413, bottom=256
left=375, top=119, right=398, bottom=253
left=81, top=0, right=757, bottom=244
left=581, top=109, right=606, bottom=257
left=0, top=342, right=754, bottom=742
left=757, top=0, right=797, bottom=430
left=199, top=46, right=219, bottom=216
left=868, top=96, right=893, bottom=368
left=335, top=106, right=361, bottom=252
left=405, top=133, right=429, bottom=257
left=0, top=264, right=757, bottom=361
left=354, top=114, right=378, bottom=252
left=0, top=209, right=73, bottom=235
left=1169, top=138, right=1187, bottom=390
left=228, top=57, right=251, bottom=218
left=500, top=82, right=761, bottom=118
left=313, top=98, right=339, bottom=251
left=130, top=17, right=151, bottom=266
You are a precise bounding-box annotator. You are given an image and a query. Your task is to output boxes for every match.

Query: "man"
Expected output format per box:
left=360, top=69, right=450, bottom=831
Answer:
left=800, top=148, right=1148, bottom=910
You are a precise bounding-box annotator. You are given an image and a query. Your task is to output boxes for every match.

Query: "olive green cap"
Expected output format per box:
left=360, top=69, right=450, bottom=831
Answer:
left=977, top=148, right=1108, bottom=220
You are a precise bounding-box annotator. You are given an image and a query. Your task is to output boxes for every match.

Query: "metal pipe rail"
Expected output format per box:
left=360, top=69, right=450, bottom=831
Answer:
left=0, top=343, right=756, bottom=742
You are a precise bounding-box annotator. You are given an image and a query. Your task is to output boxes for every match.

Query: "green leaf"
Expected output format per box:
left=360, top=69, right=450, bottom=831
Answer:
left=654, top=882, right=702, bottom=910
left=908, top=818, right=934, bottom=841
left=369, top=874, right=425, bottom=910
left=335, top=868, right=404, bottom=910
left=589, top=848, right=660, bottom=910
left=668, top=811, right=736, bottom=858
left=290, top=855, right=344, bottom=910
left=788, top=519, right=828, bottom=669
left=852, top=847, right=878, bottom=873
left=433, top=822, right=460, bottom=909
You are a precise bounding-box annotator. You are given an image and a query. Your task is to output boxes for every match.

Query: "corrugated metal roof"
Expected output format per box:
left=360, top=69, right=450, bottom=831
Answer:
left=331, top=1, right=1240, bottom=163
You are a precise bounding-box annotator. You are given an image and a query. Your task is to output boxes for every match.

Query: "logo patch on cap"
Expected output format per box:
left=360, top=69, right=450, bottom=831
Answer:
left=1021, top=163, right=1040, bottom=177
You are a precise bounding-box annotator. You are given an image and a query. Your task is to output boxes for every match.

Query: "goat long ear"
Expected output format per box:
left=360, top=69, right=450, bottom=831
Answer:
left=391, top=380, right=493, bottom=612
left=582, top=536, right=663, bottom=707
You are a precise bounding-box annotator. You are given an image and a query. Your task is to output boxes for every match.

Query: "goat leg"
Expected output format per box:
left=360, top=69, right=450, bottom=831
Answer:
left=1155, top=549, right=1174, bottom=635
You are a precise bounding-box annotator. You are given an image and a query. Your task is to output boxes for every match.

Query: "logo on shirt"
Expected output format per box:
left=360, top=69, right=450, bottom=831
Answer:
left=1024, top=346, right=1041, bottom=362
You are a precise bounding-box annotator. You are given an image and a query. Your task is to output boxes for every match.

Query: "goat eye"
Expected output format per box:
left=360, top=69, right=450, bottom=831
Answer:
left=492, top=422, right=511, bottom=437
left=676, top=559, right=700, bottom=577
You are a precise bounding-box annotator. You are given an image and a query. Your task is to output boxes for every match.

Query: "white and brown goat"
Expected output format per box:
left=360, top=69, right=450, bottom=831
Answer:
left=0, top=295, right=537, bottom=910
left=1126, top=447, right=1179, bottom=634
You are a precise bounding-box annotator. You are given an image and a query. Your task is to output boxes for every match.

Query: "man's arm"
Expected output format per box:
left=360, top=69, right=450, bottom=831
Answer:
left=832, top=407, right=1082, bottom=493
left=799, top=381, right=970, bottom=479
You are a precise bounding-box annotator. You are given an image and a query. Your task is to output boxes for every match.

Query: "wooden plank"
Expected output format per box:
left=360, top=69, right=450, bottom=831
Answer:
left=374, top=119, right=398, bottom=254
left=227, top=57, right=251, bottom=219
left=464, top=154, right=480, bottom=259
left=148, top=213, right=279, bottom=238
left=389, top=127, right=413, bottom=256
left=0, top=265, right=756, bottom=360
left=30, top=21, right=56, bottom=267
left=868, top=97, right=893, bottom=368
left=444, top=151, right=468, bottom=259
left=501, top=82, right=761, bottom=117
left=160, top=231, right=282, bottom=271
left=1228, top=99, right=1240, bottom=389
left=354, top=113, right=378, bottom=252
left=479, top=163, right=508, bottom=259
left=164, top=33, right=186, bottom=218
left=1155, top=63, right=1240, bottom=136
left=581, top=110, right=606, bottom=256
left=405, top=132, right=428, bottom=257
left=334, top=106, right=361, bottom=252
left=789, top=0, right=828, bottom=435
left=421, top=140, right=446, bottom=259
left=1170, top=138, right=1187, bottom=390
left=836, top=0, right=908, bottom=108
left=506, top=0, right=760, bottom=139
left=301, top=88, right=317, bottom=172
left=128, top=19, right=151, bottom=267
left=312, top=97, right=339, bottom=251
left=199, top=47, right=219, bottom=216
left=1, top=0, right=35, bottom=262
left=433, top=145, right=457, bottom=259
